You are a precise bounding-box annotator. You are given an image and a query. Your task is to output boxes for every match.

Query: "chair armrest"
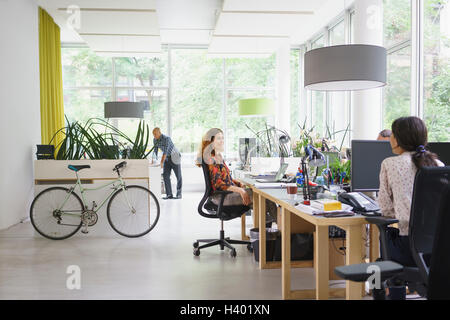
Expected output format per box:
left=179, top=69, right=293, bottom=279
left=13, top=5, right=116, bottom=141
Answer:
left=334, top=261, right=403, bottom=282
left=212, top=190, right=233, bottom=196
left=365, top=216, right=399, bottom=261
left=365, top=216, right=399, bottom=226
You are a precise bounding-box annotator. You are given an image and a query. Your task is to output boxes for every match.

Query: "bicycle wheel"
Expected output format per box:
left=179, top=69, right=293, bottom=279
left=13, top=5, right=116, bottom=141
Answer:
left=107, top=185, right=160, bottom=238
left=30, top=187, right=83, bottom=240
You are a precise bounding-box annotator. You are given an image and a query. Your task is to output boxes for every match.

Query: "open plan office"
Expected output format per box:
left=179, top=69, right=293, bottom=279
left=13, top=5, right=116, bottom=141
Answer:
left=0, top=0, right=449, bottom=307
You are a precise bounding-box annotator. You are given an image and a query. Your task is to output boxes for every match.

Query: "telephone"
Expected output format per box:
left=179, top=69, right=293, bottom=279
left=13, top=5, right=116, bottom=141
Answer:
left=338, top=192, right=381, bottom=216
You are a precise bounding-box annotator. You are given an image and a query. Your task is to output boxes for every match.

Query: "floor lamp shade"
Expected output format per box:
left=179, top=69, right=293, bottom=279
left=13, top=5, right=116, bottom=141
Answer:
left=104, top=101, right=144, bottom=118
left=304, top=44, right=387, bottom=91
left=238, top=98, right=275, bottom=116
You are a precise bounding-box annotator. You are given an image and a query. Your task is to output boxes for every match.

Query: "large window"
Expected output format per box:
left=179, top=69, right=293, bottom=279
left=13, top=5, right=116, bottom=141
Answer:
left=171, top=49, right=223, bottom=162
left=310, top=36, right=326, bottom=137
left=328, top=20, right=349, bottom=148
left=62, top=47, right=275, bottom=163
left=290, top=49, right=300, bottom=136
left=382, top=0, right=412, bottom=130
left=423, top=0, right=450, bottom=141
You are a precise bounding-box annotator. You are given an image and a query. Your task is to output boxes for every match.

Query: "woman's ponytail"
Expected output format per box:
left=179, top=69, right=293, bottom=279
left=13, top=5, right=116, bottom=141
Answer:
left=391, top=117, right=439, bottom=170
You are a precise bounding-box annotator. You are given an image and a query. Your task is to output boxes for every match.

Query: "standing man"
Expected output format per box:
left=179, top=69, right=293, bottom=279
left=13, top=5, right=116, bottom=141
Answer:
left=152, top=128, right=182, bottom=200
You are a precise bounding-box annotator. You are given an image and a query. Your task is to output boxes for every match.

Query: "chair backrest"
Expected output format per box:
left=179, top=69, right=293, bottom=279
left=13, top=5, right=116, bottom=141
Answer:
left=197, top=161, right=218, bottom=219
left=409, top=166, right=450, bottom=283
left=427, top=184, right=450, bottom=299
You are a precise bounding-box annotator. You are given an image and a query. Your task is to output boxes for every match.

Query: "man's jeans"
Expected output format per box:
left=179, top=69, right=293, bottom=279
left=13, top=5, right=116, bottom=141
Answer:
left=163, top=155, right=182, bottom=197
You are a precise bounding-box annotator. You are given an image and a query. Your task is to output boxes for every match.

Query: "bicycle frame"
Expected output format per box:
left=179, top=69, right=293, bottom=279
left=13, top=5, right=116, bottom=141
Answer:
left=57, top=173, right=134, bottom=217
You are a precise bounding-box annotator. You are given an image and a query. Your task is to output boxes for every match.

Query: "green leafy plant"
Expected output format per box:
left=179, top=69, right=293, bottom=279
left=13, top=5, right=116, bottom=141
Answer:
left=48, top=117, right=154, bottom=160
left=245, top=122, right=292, bottom=158
left=329, top=158, right=351, bottom=185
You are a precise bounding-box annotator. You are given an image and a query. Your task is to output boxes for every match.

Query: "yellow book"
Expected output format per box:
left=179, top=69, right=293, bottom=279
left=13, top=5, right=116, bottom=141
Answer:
left=310, top=199, right=342, bottom=211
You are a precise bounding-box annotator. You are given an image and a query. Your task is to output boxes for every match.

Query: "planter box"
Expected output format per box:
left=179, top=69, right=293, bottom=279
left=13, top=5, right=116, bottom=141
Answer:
left=33, top=159, right=161, bottom=238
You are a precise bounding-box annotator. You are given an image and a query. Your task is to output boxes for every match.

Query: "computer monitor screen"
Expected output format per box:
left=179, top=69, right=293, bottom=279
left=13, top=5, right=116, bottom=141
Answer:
left=351, top=140, right=395, bottom=192
left=428, top=142, right=450, bottom=166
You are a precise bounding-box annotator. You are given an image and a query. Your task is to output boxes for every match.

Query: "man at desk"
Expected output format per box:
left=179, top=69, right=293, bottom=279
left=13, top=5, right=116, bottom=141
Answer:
left=377, top=129, right=391, bottom=141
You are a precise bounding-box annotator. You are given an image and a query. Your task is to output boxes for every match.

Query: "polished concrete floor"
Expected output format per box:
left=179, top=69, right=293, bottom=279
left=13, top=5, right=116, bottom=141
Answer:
left=0, top=191, right=349, bottom=300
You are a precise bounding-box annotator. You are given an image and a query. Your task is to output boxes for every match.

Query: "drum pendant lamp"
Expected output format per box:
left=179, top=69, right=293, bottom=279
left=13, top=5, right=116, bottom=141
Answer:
left=304, top=44, right=387, bottom=91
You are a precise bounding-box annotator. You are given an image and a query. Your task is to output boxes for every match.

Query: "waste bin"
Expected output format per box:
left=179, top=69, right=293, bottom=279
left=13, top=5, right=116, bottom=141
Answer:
left=273, top=233, right=314, bottom=261
left=250, top=227, right=280, bottom=262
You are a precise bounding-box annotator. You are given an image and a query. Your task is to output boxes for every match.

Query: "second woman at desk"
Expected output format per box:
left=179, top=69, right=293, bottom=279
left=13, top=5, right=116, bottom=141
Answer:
left=196, top=128, right=277, bottom=221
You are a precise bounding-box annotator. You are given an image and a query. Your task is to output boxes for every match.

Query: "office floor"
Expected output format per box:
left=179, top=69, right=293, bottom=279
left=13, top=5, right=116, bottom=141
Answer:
left=0, top=191, right=359, bottom=300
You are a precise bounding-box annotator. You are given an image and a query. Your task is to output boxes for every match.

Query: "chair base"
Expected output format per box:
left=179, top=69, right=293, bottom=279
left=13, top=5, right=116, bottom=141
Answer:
left=193, top=230, right=251, bottom=257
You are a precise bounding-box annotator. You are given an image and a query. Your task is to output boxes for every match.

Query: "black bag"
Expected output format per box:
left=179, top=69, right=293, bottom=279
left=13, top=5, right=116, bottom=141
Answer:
left=273, top=233, right=314, bottom=261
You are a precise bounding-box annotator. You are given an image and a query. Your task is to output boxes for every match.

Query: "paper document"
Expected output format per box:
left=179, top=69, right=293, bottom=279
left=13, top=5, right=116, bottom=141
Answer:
left=295, top=203, right=353, bottom=215
left=254, top=183, right=287, bottom=189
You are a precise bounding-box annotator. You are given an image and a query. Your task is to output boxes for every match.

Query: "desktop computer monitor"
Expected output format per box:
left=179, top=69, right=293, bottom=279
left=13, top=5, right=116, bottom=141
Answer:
left=351, top=140, right=450, bottom=192
left=428, top=142, right=450, bottom=165
left=351, top=140, right=395, bottom=192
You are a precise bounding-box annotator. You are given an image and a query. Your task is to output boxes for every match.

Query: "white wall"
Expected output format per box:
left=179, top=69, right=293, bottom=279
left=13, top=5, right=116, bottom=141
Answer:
left=0, top=0, right=41, bottom=229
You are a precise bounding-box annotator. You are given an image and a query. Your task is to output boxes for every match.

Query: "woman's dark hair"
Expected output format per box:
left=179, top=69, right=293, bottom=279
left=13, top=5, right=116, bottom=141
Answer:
left=391, top=116, right=438, bottom=169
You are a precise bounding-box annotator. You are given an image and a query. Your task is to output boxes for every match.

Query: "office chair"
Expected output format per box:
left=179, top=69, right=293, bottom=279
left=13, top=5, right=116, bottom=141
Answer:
left=334, top=166, right=450, bottom=299
left=193, top=162, right=252, bottom=258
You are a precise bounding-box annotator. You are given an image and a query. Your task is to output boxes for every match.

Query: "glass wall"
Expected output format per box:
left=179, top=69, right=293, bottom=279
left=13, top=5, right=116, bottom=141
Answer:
left=382, top=0, right=412, bottom=131
left=423, top=0, right=450, bottom=141
left=328, top=19, right=349, bottom=148
left=62, top=47, right=275, bottom=163
left=310, top=36, right=326, bottom=137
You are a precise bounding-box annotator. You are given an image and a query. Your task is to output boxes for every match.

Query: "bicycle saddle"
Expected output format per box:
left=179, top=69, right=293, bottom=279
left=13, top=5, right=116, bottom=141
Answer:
left=68, top=165, right=91, bottom=172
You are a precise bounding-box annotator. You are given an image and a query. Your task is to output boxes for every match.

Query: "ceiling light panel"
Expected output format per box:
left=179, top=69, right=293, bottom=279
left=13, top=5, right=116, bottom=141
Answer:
left=74, top=10, right=159, bottom=35
left=81, top=34, right=161, bottom=52
left=209, top=36, right=288, bottom=54
left=39, top=0, right=157, bottom=10
left=222, top=0, right=327, bottom=12
left=214, top=12, right=315, bottom=37
left=160, top=29, right=212, bottom=44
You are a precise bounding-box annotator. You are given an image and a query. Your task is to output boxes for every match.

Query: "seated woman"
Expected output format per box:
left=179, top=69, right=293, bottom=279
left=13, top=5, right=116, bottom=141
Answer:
left=196, top=128, right=277, bottom=221
left=377, top=116, right=444, bottom=298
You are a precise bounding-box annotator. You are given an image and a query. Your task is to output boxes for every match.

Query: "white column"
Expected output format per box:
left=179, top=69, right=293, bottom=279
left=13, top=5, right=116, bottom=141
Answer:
left=276, top=39, right=291, bottom=135
left=351, top=0, right=384, bottom=140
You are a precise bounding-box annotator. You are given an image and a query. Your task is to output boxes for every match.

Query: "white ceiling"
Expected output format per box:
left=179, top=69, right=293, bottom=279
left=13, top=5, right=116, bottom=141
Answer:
left=38, top=0, right=354, bottom=56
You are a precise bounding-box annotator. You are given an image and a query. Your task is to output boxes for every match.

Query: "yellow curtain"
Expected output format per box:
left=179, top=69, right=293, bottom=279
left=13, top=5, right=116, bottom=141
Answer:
left=39, top=7, right=65, bottom=150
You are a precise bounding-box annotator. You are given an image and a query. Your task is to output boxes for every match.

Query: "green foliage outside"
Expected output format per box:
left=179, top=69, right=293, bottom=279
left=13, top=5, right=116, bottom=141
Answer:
left=383, top=0, right=450, bottom=141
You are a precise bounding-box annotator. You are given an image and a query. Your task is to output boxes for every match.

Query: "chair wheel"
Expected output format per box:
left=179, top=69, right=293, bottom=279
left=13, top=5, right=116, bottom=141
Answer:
left=193, top=241, right=199, bottom=248
left=247, top=243, right=253, bottom=252
left=230, top=249, right=237, bottom=258
left=193, top=248, right=200, bottom=256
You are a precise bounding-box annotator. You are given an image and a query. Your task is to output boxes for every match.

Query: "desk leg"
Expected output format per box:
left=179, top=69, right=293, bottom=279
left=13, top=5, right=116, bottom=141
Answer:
left=346, top=225, right=364, bottom=300
left=314, top=225, right=329, bottom=300
left=281, top=207, right=291, bottom=299
left=241, top=214, right=249, bottom=240
left=253, top=191, right=259, bottom=228
left=258, top=194, right=267, bottom=269
left=370, top=224, right=380, bottom=262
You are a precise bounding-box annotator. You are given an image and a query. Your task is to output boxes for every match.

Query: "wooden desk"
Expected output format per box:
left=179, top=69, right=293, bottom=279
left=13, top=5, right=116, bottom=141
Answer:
left=238, top=176, right=371, bottom=300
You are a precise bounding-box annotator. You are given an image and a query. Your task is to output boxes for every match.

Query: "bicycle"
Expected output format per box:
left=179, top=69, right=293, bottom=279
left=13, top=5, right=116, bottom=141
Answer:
left=30, top=161, right=160, bottom=240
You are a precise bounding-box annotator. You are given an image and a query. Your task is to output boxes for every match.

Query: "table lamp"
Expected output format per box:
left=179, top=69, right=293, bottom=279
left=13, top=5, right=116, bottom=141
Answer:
left=104, top=101, right=144, bottom=119
left=301, top=144, right=325, bottom=205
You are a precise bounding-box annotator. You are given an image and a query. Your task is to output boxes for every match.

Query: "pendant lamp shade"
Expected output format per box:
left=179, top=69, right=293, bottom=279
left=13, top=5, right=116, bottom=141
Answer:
left=104, top=101, right=144, bottom=119
left=304, top=44, right=387, bottom=91
left=238, top=98, right=275, bottom=117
